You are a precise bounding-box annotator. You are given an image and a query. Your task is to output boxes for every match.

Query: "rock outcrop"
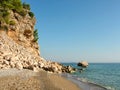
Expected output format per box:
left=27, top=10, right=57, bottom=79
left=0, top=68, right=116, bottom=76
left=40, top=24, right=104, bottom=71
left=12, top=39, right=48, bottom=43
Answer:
left=77, top=61, right=89, bottom=67
left=0, top=31, right=76, bottom=73
left=7, top=10, right=39, bottom=56
left=0, top=3, right=76, bottom=73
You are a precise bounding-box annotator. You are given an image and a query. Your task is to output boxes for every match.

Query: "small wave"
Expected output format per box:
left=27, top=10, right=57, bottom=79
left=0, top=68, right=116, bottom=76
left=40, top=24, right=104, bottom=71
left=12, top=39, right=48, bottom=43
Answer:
left=61, top=73, right=115, bottom=90
left=105, top=86, right=115, bottom=90
left=77, top=77, right=89, bottom=82
left=72, top=75, right=115, bottom=90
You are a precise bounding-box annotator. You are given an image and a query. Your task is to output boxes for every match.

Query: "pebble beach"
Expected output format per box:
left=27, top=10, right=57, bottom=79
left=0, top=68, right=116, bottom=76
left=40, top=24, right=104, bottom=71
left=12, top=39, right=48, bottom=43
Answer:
left=0, top=69, right=80, bottom=90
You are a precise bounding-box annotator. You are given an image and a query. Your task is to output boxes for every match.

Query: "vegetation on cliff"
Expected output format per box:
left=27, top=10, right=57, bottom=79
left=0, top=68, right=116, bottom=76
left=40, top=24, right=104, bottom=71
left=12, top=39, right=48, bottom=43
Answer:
left=0, top=0, right=34, bottom=26
left=0, top=0, right=76, bottom=74
left=0, top=0, right=39, bottom=42
left=33, top=29, right=39, bottom=42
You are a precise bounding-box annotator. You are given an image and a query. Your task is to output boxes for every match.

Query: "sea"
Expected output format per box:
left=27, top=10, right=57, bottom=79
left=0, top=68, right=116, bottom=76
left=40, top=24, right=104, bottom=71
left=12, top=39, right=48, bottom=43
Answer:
left=62, top=63, right=120, bottom=90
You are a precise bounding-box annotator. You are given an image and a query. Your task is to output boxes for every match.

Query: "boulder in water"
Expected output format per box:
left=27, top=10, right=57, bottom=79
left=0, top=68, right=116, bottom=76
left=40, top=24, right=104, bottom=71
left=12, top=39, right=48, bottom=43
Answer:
left=77, top=61, right=88, bottom=67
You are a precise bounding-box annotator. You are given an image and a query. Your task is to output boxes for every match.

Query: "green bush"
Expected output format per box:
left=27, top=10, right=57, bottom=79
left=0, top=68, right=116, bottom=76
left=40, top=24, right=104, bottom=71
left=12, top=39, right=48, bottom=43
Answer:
left=12, top=0, right=23, bottom=13
left=0, top=25, right=8, bottom=31
left=19, top=10, right=27, bottom=17
left=33, top=29, right=39, bottom=42
left=2, top=11, right=9, bottom=18
left=3, top=25, right=8, bottom=31
left=0, top=0, right=35, bottom=29
left=4, top=17, right=9, bottom=24
left=0, top=10, right=10, bottom=24
left=29, top=12, right=34, bottom=18
left=0, top=0, right=23, bottom=11
left=23, top=2, right=30, bottom=10
left=0, top=0, right=13, bottom=10
left=9, top=20, right=16, bottom=25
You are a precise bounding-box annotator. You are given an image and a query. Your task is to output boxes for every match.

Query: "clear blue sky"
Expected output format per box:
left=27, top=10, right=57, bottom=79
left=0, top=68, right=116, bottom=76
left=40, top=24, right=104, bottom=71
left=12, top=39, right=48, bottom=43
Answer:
left=22, top=0, right=120, bottom=63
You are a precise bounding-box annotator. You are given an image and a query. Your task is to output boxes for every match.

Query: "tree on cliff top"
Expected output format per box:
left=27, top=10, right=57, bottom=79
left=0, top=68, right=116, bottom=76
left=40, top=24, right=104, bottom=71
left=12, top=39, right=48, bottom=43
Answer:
left=0, top=0, right=38, bottom=41
left=0, top=0, right=34, bottom=28
left=0, top=0, right=23, bottom=11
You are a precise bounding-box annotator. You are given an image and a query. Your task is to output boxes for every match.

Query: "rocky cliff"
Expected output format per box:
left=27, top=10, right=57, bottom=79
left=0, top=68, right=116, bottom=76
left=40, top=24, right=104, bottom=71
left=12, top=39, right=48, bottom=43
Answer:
left=0, top=0, right=75, bottom=73
left=6, top=10, right=39, bottom=56
left=0, top=30, right=75, bottom=73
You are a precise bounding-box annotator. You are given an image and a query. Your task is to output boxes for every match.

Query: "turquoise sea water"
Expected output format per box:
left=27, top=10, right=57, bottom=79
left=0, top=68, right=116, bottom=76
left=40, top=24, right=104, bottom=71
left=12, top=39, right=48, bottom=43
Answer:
left=62, top=63, right=120, bottom=90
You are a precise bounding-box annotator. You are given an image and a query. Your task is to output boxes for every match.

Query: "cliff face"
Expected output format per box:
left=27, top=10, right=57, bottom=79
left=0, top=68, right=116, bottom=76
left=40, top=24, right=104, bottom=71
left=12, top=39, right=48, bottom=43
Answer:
left=7, top=10, right=40, bottom=56
left=0, top=30, right=75, bottom=73
left=0, top=30, right=64, bottom=73
left=0, top=31, right=40, bottom=70
left=0, top=8, right=41, bottom=71
left=0, top=1, right=76, bottom=73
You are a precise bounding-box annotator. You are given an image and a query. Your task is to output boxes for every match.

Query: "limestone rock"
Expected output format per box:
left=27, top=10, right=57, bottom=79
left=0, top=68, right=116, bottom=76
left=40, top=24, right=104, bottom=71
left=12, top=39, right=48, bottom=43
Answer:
left=3, top=60, right=9, bottom=65
left=77, top=61, right=89, bottom=67
left=38, top=62, right=44, bottom=68
left=15, top=63, right=23, bottom=70
left=0, top=8, right=76, bottom=74
left=9, top=61, right=15, bottom=68
left=62, top=65, right=76, bottom=73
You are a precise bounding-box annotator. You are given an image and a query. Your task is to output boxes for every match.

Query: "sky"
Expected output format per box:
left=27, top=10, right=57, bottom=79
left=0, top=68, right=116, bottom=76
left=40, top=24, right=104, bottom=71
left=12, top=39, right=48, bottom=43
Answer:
left=22, top=0, right=120, bottom=63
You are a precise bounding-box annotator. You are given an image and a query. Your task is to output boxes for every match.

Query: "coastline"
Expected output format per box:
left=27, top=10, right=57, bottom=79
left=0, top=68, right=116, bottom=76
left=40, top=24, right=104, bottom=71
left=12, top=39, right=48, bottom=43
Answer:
left=61, top=73, right=112, bottom=90
left=0, top=68, right=113, bottom=90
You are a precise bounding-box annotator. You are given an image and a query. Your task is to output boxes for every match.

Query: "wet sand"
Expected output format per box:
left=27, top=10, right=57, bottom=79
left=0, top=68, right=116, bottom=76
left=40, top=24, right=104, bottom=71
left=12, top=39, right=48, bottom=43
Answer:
left=62, top=73, right=111, bottom=90
left=0, top=69, right=80, bottom=90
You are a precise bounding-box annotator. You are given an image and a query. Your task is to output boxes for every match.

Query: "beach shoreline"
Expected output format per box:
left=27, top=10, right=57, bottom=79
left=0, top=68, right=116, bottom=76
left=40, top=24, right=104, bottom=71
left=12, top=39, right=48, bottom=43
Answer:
left=0, top=69, right=80, bottom=90
left=0, top=68, right=113, bottom=90
left=61, top=73, right=112, bottom=90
